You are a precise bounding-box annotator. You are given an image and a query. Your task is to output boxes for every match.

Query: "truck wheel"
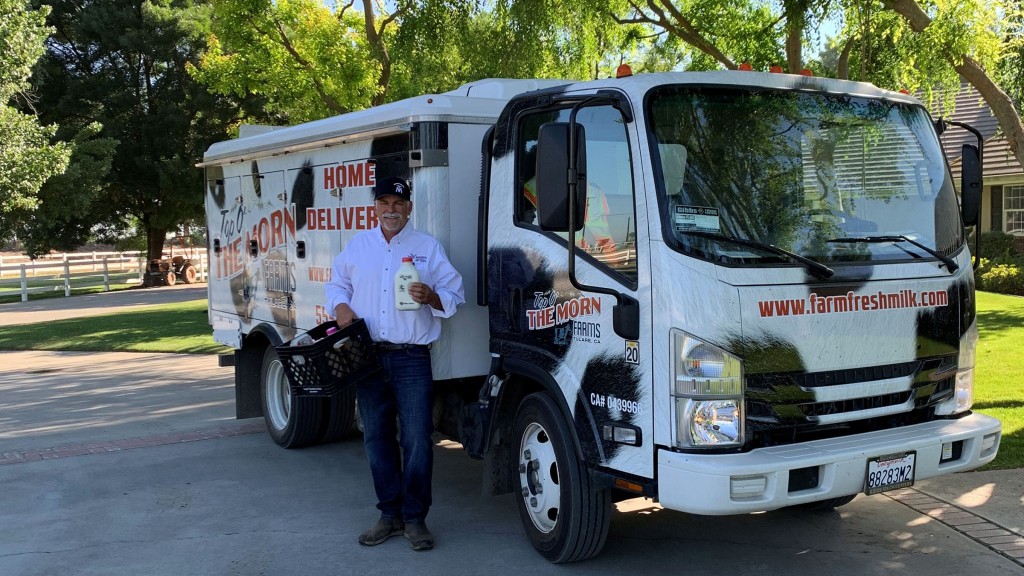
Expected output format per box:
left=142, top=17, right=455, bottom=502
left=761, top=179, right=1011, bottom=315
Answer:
left=319, top=385, right=358, bottom=443
left=260, top=345, right=322, bottom=448
left=164, top=271, right=177, bottom=286
left=513, top=392, right=611, bottom=563
left=180, top=264, right=197, bottom=284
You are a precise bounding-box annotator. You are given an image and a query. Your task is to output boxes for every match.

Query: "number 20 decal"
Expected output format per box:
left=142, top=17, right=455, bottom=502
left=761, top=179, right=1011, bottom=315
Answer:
left=624, top=340, right=639, bottom=365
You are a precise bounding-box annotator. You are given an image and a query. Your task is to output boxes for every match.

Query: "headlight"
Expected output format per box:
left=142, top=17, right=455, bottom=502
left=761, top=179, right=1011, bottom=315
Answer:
left=936, top=320, right=977, bottom=415
left=671, top=330, right=744, bottom=448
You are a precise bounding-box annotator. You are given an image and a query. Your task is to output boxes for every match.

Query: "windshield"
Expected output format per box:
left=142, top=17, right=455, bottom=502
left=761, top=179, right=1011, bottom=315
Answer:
left=648, top=86, right=963, bottom=267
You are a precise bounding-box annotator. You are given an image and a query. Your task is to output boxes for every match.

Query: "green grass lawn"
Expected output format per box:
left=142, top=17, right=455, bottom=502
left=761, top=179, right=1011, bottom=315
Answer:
left=0, top=299, right=228, bottom=354
left=973, top=291, right=1024, bottom=470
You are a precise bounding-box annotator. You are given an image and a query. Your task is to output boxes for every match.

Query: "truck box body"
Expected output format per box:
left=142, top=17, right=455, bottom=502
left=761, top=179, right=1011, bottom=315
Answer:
left=202, top=72, right=1000, bottom=562
left=202, top=83, right=562, bottom=379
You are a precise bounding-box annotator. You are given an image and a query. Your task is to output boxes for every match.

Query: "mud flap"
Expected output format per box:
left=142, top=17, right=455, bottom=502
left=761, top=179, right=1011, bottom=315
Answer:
left=459, top=368, right=507, bottom=460
left=459, top=400, right=491, bottom=459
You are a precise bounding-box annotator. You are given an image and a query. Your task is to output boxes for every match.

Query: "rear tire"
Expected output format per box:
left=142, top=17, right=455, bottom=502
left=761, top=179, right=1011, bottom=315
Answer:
left=319, top=385, right=358, bottom=443
left=260, top=345, right=322, bottom=448
left=180, top=264, right=197, bottom=284
left=513, top=392, right=611, bottom=563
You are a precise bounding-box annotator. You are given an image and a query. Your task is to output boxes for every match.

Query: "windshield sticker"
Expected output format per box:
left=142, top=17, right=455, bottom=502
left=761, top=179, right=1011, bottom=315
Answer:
left=674, top=205, right=720, bottom=232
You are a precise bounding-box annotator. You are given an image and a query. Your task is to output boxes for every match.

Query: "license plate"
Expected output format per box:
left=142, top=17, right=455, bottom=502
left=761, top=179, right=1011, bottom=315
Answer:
left=864, top=451, right=916, bottom=495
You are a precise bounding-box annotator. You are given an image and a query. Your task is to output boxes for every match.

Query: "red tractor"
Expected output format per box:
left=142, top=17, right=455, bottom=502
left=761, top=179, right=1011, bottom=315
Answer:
left=142, top=236, right=199, bottom=287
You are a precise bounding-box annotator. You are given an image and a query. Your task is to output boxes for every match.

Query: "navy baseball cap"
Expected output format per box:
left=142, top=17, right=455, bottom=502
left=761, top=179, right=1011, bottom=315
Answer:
left=373, top=176, right=411, bottom=201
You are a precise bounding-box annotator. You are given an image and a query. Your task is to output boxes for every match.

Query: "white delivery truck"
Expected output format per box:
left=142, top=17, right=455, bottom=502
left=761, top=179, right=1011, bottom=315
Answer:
left=200, top=71, right=1001, bottom=562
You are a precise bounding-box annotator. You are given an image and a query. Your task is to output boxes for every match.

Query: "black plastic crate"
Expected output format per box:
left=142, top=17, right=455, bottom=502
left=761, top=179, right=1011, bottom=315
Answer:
left=275, top=319, right=381, bottom=396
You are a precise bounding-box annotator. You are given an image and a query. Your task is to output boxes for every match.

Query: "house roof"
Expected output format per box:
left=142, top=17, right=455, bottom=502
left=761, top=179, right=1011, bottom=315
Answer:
left=931, top=82, right=1021, bottom=179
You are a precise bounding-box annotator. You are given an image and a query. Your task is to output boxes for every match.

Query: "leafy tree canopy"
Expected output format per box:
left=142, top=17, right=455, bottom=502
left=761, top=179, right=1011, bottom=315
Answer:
left=0, top=0, right=70, bottom=241
left=29, top=0, right=252, bottom=259
left=191, top=0, right=643, bottom=123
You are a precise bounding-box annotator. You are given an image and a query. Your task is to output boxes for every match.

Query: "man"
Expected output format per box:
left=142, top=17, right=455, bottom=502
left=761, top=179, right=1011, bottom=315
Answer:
left=522, top=176, right=616, bottom=251
left=325, top=175, right=465, bottom=551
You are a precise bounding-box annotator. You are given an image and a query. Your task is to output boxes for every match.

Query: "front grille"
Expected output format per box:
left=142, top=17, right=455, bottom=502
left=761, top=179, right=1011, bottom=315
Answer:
left=784, top=361, right=919, bottom=388
left=745, top=356, right=957, bottom=449
left=799, top=391, right=912, bottom=417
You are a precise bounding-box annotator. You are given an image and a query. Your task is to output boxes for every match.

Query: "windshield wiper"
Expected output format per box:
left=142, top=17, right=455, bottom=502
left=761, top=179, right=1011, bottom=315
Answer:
left=827, top=235, right=958, bottom=274
left=680, top=230, right=835, bottom=279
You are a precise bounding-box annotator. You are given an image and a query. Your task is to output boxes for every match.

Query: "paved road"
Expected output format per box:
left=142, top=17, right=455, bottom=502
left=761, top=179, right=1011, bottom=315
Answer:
left=0, top=291, right=1022, bottom=574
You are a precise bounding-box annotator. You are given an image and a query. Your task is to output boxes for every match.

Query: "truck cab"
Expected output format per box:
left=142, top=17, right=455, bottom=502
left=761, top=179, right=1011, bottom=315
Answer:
left=472, top=71, right=1000, bottom=561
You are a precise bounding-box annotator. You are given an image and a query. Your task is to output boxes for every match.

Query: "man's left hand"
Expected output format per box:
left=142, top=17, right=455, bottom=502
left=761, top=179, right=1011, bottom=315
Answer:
left=409, top=282, right=441, bottom=310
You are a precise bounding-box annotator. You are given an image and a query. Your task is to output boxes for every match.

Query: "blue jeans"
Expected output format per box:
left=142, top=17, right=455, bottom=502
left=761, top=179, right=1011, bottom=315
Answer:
left=357, top=346, right=434, bottom=523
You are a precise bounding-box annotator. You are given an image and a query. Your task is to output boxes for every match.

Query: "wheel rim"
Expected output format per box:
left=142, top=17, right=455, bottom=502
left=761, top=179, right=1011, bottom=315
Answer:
left=264, top=356, right=291, bottom=431
left=518, top=421, right=560, bottom=534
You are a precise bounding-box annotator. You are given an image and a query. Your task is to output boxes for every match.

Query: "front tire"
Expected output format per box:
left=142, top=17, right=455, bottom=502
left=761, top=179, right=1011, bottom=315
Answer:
left=260, top=345, right=322, bottom=448
left=513, top=392, right=611, bottom=563
left=793, top=494, right=858, bottom=511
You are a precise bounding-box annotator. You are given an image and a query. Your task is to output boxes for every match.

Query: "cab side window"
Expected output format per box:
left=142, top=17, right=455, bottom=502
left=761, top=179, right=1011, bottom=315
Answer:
left=515, top=105, right=637, bottom=284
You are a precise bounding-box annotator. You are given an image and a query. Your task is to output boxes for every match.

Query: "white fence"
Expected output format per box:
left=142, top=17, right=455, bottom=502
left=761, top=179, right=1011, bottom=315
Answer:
left=0, top=251, right=208, bottom=302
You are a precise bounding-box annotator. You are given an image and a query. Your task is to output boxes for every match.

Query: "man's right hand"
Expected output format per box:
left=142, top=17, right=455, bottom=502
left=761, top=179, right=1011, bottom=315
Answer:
left=334, top=303, right=357, bottom=327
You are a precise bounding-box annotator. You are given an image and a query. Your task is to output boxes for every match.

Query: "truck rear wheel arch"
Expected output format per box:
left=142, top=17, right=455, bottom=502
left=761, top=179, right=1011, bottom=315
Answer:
left=235, top=325, right=285, bottom=421
left=234, top=328, right=279, bottom=419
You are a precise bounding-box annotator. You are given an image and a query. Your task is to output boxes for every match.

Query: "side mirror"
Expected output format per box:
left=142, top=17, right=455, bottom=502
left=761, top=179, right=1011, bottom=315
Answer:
left=535, top=122, right=586, bottom=232
left=960, top=144, right=982, bottom=228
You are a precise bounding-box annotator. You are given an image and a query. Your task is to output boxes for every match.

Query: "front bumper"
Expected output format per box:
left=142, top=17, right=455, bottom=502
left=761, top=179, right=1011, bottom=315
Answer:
left=657, top=413, right=1001, bottom=515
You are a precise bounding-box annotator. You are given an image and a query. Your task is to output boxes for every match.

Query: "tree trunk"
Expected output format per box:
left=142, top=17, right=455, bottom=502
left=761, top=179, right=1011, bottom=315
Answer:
left=837, top=36, right=855, bottom=80
left=786, top=26, right=802, bottom=73
left=655, top=1, right=737, bottom=69
left=147, top=225, right=167, bottom=262
left=786, top=28, right=802, bottom=73
left=361, top=0, right=392, bottom=107
left=882, top=0, right=1024, bottom=170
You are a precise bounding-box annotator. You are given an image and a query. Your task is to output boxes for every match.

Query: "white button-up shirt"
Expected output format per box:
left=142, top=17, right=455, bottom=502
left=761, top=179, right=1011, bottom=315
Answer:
left=325, top=225, right=465, bottom=345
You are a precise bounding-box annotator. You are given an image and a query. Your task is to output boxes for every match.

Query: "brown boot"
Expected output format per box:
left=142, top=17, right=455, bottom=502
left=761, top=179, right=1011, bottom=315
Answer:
left=358, top=516, right=405, bottom=546
left=404, top=521, right=435, bottom=551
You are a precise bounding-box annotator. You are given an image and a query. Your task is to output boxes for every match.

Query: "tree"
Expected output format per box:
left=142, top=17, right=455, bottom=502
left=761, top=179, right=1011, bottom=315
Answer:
left=191, top=0, right=379, bottom=122
left=610, top=0, right=1024, bottom=170
left=611, top=0, right=793, bottom=71
left=191, top=0, right=639, bottom=123
left=0, top=0, right=70, bottom=242
left=880, top=0, right=1024, bottom=172
left=32, top=0, right=248, bottom=260
left=15, top=122, right=117, bottom=258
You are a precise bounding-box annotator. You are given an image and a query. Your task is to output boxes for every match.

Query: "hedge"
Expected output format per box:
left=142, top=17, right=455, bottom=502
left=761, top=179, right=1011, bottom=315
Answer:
left=975, top=257, right=1024, bottom=296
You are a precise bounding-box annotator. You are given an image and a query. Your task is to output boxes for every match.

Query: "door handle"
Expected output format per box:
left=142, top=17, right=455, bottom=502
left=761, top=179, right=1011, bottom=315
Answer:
left=508, top=287, right=522, bottom=333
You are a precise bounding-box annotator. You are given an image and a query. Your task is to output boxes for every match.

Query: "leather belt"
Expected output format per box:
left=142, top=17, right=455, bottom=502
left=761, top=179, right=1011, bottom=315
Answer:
left=374, top=342, right=429, bottom=352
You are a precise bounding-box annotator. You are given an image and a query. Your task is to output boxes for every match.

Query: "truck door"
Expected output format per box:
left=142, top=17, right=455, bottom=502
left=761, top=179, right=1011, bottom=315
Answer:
left=208, top=175, right=253, bottom=321
left=489, top=98, right=653, bottom=477
left=242, top=168, right=292, bottom=327
left=289, top=155, right=380, bottom=330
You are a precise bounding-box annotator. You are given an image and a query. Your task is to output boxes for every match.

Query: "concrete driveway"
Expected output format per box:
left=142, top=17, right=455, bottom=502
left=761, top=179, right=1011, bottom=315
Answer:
left=0, top=289, right=1022, bottom=575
